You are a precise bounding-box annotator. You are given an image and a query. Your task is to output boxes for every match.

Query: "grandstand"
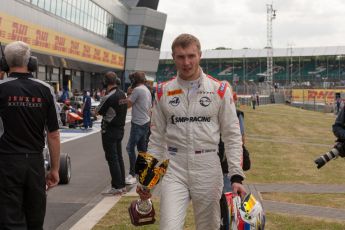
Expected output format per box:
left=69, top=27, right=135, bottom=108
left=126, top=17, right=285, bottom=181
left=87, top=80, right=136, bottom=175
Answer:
left=157, top=46, right=345, bottom=93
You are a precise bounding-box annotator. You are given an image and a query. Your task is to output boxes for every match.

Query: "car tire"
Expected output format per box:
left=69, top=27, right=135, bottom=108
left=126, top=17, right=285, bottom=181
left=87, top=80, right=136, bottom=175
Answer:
left=59, top=153, right=71, bottom=184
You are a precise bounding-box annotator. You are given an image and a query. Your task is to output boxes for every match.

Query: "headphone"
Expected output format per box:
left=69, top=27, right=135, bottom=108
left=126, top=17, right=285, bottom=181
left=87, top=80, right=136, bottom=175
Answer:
left=0, top=42, right=38, bottom=73
left=103, top=75, right=114, bottom=86
left=103, top=73, right=120, bottom=86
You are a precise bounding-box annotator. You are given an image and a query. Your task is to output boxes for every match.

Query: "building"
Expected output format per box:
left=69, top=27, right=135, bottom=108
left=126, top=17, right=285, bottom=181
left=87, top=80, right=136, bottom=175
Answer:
left=158, top=46, right=345, bottom=92
left=0, top=0, right=166, bottom=95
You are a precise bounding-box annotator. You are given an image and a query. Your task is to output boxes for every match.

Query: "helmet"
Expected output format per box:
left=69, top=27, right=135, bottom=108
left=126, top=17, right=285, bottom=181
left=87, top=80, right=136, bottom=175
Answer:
left=225, top=192, right=265, bottom=230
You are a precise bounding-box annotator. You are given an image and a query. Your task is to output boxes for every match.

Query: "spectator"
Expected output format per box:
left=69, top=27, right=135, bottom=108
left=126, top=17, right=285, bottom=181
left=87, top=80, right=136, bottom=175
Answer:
left=251, top=93, right=256, bottom=110
left=336, top=97, right=341, bottom=114
left=96, top=72, right=128, bottom=195
left=82, top=90, right=92, bottom=129
left=136, top=33, right=245, bottom=229
left=60, top=86, right=70, bottom=103
left=256, top=93, right=260, bottom=106
left=125, top=71, right=152, bottom=185
left=0, top=41, right=60, bottom=229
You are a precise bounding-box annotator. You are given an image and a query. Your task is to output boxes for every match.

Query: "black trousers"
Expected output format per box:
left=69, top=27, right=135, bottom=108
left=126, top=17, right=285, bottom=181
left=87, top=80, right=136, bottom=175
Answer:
left=102, top=127, right=126, bottom=189
left=0, top=154, right=46, bottom=230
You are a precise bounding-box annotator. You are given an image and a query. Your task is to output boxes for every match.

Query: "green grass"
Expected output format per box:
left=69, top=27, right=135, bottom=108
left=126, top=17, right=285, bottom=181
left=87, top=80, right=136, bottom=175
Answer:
left=241, top=105, right=345, bottom=184
left=266, top=212, right=345, bottom=230
left=94, top=104, right=345, bottom=229
left=92, top=196, right=195, bottom=230
left=262, top=192, right=345, bottom=210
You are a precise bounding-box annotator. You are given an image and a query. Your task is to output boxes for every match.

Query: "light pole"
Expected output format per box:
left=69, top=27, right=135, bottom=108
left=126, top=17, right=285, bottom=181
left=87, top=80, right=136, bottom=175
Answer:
left=288, top=43, right=294, bottom=85
left=243, top=56, right=247, bottom=94
left=266, top=4, right=276, bottom=88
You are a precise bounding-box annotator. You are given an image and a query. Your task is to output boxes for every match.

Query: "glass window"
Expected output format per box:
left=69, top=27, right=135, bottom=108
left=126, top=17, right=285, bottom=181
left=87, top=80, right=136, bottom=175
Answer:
left=37, top=66, right=46, bottom=80
left=50, top=0, right=57, bottom=14
left=141, top=27, right=163, bottom=50
left=71, top=0, right=77, bottom=7
left=83, top=0, right=89, bottom=15
left=66, top=2, right=72, bottom=20
left=127, top=25, right=142, bottom=47
left=61, top=1, right=67, bottom=18
left=24, top=0, right=126, bottom=46
left=94, top=5, right=99, bottom=20
left=80, top=11, right=87, bottom=28
left=75, top=8, right=80, bottom=25
left=71, top=6, right=76, bottom=23
left=44, top=0, right=51, bottom=11
left=90, top=2, right=95, bottom=18
left=56, top=0, right=62, bottom=16
left=38, top=0, right=44, bottom=8
left=51, top=73, right=59, bottom=82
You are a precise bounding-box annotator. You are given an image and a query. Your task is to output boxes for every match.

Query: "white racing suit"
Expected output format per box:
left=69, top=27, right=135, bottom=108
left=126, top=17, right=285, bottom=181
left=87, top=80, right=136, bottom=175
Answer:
left=148, top=69, right=245, bottom=230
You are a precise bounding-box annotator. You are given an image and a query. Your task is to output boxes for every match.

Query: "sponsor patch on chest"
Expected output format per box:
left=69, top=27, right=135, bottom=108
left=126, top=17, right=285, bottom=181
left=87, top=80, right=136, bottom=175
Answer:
left=167, top=89, right=183, bottom=96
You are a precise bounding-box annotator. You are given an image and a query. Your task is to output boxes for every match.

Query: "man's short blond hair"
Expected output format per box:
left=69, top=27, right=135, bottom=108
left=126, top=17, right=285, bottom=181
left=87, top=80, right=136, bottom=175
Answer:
left=171, top=33, right=201, bottom=54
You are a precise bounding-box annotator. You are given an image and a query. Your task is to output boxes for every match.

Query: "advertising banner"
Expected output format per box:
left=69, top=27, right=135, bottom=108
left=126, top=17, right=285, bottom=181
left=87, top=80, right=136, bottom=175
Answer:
left=0, top=12, right=124, bottom=69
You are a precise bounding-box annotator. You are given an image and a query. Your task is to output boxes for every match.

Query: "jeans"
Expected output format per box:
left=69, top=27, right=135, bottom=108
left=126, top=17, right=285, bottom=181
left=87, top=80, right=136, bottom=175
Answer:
left=83, top=109, right=92, bottom=128
left=102, top=128, right=125, bottom=189
left=0, top=154, right=46, bottom=230
left=126, top=122, right=150, bottom=176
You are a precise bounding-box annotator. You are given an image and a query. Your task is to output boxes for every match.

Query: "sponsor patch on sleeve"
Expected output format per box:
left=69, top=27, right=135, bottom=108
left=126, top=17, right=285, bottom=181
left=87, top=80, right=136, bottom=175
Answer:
left=156, top=83, right=164, bottom=101
left=217, top=81, right=228, bottom=99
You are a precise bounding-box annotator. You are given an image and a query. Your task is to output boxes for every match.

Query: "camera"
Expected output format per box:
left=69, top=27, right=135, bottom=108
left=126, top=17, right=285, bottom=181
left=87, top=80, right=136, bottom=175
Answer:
left=314, top=142, right=345, bottom=169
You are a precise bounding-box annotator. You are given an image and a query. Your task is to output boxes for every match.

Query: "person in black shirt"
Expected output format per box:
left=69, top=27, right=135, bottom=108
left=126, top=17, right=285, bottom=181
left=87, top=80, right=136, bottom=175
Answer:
left=0, top=41, right=60, bottom=229
left=96, top=71, right=128, bottom=196
left=333, top=105, right=345, bottom=141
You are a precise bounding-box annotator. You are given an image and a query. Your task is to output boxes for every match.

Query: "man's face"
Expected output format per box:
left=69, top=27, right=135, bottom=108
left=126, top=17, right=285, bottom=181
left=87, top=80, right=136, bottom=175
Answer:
left=172, top=43, right=201, bottom=81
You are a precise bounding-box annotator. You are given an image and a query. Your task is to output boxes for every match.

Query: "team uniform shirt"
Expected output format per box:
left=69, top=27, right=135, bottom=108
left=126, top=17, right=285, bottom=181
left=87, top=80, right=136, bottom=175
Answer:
left=148, top=69, right=244, bottom=229
left=0, top=72, right=60, bottom=155
left=96, top=86, right=127, bottom=131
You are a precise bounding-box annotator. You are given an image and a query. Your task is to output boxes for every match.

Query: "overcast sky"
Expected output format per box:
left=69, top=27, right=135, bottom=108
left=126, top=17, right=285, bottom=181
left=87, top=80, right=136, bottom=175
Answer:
left=157, top=0, right=345, bottom=52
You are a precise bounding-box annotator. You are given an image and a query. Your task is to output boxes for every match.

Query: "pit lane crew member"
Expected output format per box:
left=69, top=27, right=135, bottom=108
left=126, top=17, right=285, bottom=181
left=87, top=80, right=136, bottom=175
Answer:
left=96, top=72, right=128, bottom=195
left=0, top=41, right=60, bottom=229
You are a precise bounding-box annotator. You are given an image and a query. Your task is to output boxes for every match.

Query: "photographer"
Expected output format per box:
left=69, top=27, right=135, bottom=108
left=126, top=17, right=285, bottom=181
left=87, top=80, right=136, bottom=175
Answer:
left=125, top=71, right=152, bottom=185
left=314, top=106, right=345, bottom=169
left=333, top=105, right=345, bottom=141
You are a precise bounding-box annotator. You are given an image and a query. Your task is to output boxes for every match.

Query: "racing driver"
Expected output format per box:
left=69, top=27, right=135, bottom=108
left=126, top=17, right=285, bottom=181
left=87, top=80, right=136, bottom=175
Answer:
left=137, top=33, right=246, bottom=230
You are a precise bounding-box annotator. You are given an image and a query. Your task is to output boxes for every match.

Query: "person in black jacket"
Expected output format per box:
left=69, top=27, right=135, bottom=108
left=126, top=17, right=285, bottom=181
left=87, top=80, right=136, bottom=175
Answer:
left=0, top=41, right=60, bottom=229
left=96, top=71, right=128, bottom=196
left=333, top=105, right=345, bottom=141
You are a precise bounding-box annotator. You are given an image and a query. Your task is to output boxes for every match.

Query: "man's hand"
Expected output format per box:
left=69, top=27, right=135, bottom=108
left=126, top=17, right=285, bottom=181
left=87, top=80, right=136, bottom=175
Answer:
left=232, top=182, right=246, bottom=197
left=46, top=169, right=59, bottom=190
left=136, top=186, right=152, bottom=200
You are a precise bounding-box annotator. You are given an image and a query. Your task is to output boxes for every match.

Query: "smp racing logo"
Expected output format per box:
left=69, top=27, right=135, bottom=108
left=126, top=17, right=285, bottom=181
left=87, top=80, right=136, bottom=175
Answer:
left=199, top=96, right=211, bottom=107
left=170, top=115, right=211, bottom=124
left=169, top=97, right=180, bottom=106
